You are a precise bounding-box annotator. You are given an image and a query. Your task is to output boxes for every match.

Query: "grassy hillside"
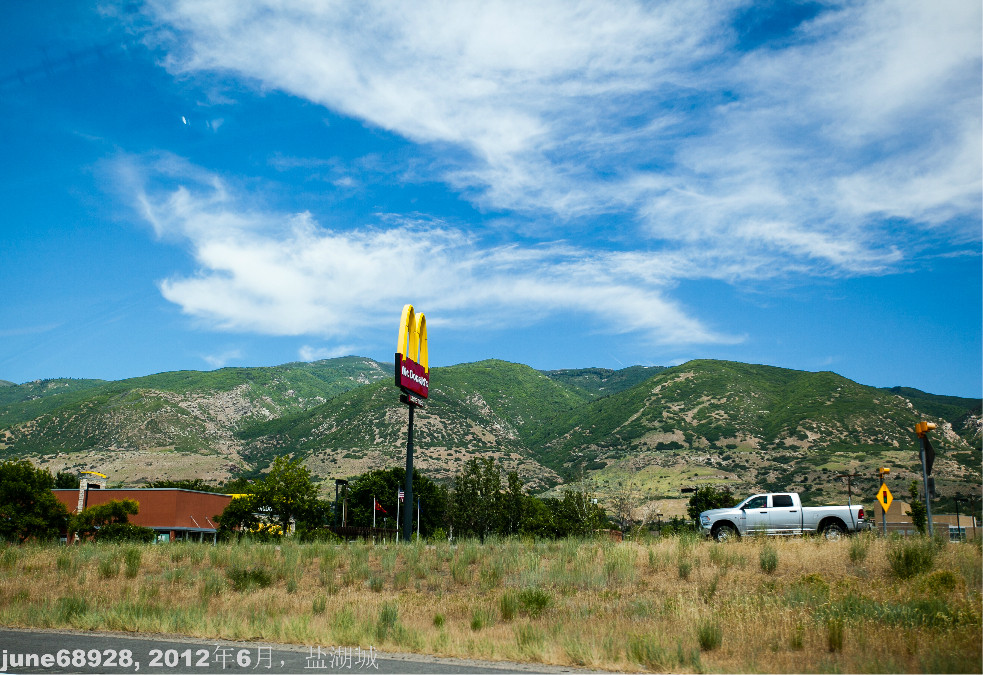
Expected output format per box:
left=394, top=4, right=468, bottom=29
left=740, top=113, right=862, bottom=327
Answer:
left=0, top=378, right=109, bottom=427
left=542, top=365, right=665, bottom=398
left=238, top=360, right=586, bottom=488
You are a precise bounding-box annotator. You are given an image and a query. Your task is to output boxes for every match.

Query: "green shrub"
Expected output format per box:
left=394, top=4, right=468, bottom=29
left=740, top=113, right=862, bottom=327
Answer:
left=376, top=602, right=399, bottom=641
left=827, top=617, right=844, bottom=652
left=849, top=533, right=872, bottom=563
left=696, top=619, right=722, bottom=651
left=98, top=553, right=120, bottom=579
left=499, top=591, right=519, bottom=621
left=888, top=536, right=936, bottom=580
left=123, top=547, right=142, bottom=578
left=920, top=569, right=959, bottom=594
left=226, top=565, right=273, bottom=591
left=759, top=544, right=778, bottom=574
left=677, top=556, right=693, bottom=580
left=432, top=613, right=445, bottom=628
left=517, top=587, right=552, bottom=617
left=627, top=636, right=672, bottom=670
left=470, top=607, right=495, bottom=631
left=57, top=595, right=88, bottom=623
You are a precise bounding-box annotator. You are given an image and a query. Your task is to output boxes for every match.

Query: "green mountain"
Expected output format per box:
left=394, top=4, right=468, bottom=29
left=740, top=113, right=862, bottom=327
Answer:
left=0, top=378, right=109, bottom=427
left=1, top=357, right=978, bottom=511
left=542, top=365, right=666, bottom=397
left=0, top=357, right=391, bottom=484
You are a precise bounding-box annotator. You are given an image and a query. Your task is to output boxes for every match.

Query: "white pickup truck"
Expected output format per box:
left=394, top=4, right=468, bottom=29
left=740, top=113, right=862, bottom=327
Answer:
left=699, top=492, right=865, bottom=541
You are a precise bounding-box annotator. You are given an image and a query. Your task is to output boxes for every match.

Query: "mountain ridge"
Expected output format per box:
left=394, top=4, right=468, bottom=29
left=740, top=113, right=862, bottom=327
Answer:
left=1, top=357, right=978, bottom=512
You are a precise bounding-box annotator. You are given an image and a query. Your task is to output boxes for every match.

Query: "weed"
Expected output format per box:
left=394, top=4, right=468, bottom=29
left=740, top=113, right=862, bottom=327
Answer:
left=759, top=544, right=778, bottom=574
left=789, top=622, right=805, bottom=650
left=376, top=602, right=399, bottom=641
left=920, top=569, right=959, bottom=594
left=696, top=619, right=722, bottom=651
left=849, top=532, right=872, bottom=563
left=57, top=595, right=88, bottom=623
left=470, top=607, right=495, bottom=631
left=826, top=617, right=844, bottom=652
left=499, top=591, right=519, bottom=621
left=677, top=556, right=693, bottom=580
left=56, top=550, right=77, bottom=575
left=432, top=613, right=445, bottom=628
left=699, top=571, right=721, bottom=604
left=0, top=547, right=17, bottom=570
left=123, top=548, right=142, bottom=579
left=200, top=570, right=225, bottom=603
left=888, top=536, right=936, bottom=580
left=226, top=565, right=273, bottom=591
left=312, top=596, right=327, bottom=615
left=517, top=587, right=552, bottom=617
left=627, top=635, right=672, bottom=670
left=368, top=576, right=384, bottom=592
left=513, top=623, right=545, bottom=652
left=98, top=553, right=120, bottom=579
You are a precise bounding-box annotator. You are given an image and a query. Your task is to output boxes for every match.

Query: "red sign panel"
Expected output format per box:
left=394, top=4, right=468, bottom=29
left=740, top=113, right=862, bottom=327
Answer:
left=396, top=353, right=429, bottom=399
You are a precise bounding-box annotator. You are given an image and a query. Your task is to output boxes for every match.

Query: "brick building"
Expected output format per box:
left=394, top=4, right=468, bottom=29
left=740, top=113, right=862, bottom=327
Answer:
left=53, top=487, right=232, bottom=543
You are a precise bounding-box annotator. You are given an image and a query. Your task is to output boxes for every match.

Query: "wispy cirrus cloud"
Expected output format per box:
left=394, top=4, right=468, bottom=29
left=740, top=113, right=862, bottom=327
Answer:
left=128, top=156, right=734, bottom=346
left=128, top=0, right=980, bottom=348
left=141, top=0, right=980, bottom=267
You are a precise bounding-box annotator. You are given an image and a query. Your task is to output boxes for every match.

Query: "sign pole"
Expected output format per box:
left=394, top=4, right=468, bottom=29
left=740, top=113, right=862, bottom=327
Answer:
left=395, top=304, right=429, bottom=544
left=919, top=437, right=934, bottom=537
left=403, top=402, right=414, bottom=542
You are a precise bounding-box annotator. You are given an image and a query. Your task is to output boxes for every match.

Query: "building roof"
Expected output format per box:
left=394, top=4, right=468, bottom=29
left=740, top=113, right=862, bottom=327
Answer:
left=53, top=488, right=232, bottom=532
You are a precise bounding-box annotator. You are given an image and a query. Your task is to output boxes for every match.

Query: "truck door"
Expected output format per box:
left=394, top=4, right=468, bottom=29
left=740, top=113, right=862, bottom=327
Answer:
left=768, top=494, right=800, bottom=533
left=741, top=495, right=770, bottom=534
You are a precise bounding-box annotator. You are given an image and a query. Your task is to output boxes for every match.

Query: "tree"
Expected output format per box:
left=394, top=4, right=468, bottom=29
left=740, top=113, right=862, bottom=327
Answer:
left=345, top=467, right=448, bottom=537
left=609, top=479, right=640, bottom=532
left=70, top=499, right=154, bottom=543
left=145, top=478, right=222, bottom=492
left=451, top=457, right=503, bottom=540
left=687, top=484, right=737, bottom=521
left=252, top=456, right=322, bottom=534
left=556, top=484, right=605, bottom=536
left=54, top=472, right=80, bottom=489
left=0, top=460, right=69, bottom=542
left=502, top=471, right=525, bottom=536
left=216, top=494, right=262, bottom=540
left=906, top=480, right=927, bottom=534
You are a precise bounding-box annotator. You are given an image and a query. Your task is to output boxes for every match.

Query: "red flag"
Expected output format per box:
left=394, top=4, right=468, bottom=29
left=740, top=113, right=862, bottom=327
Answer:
left=375, top=499, right=387, bottom=514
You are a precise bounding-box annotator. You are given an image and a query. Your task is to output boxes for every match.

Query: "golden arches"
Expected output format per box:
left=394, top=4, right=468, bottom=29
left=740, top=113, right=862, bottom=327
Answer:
left=397, top=304, right=428, bottom=372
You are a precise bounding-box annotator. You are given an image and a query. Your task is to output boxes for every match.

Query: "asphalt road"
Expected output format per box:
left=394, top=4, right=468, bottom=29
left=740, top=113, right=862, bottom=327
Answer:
left=0, top=628, right=587, bottom=675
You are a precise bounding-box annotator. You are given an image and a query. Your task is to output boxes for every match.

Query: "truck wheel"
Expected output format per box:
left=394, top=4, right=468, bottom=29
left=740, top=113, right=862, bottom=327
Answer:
left=821, top=521, right=845, bottom=540
left=712, top=523, right=738, bottom=542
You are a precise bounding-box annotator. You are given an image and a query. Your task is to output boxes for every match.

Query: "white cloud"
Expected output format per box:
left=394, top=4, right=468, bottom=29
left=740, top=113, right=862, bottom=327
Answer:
left=299, top=345, right=357, bottom=362
left=131, top=160, right=734, bottom=345
left=129, top=1, right=980, bottom=349
left=140, top=0, right=981, bottom=275
left=202, top=348, right=242, bottom=368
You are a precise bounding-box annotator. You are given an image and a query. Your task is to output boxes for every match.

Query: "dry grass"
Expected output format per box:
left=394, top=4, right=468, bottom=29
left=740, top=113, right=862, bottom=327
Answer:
left=1, top=534, right=980, bottom=673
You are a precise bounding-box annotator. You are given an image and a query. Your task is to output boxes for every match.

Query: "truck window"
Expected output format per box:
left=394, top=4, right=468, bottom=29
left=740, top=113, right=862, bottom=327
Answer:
left=773, top=494, right=794, bottom=508
left=745, top=496, right=768, bottom=509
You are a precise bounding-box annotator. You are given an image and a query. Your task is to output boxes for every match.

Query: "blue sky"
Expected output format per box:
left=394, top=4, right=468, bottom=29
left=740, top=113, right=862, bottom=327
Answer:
left=1, top=1, right=980, bottom=398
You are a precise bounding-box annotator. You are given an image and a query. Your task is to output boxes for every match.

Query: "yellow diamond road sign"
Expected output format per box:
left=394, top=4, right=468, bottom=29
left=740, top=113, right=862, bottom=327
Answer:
left=877, top=484, right=893, bottom=512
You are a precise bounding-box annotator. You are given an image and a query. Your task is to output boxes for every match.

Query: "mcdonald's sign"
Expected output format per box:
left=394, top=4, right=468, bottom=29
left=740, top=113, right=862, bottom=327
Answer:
left=395, top=304, right=429, bottom=399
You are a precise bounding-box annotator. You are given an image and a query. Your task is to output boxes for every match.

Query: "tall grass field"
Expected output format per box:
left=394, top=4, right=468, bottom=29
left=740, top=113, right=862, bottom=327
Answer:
left=1, top=533, right=980, bottom=673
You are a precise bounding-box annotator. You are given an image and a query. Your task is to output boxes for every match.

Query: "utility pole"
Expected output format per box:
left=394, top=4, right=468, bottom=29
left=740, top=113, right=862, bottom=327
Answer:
left=836, top=472, right=861, bottom=530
